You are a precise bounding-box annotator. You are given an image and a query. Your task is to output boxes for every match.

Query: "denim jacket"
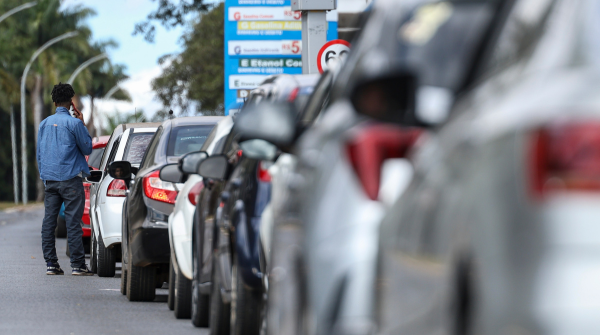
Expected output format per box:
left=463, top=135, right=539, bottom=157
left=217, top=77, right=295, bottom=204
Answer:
left=37, top=107, right=92, bottom=181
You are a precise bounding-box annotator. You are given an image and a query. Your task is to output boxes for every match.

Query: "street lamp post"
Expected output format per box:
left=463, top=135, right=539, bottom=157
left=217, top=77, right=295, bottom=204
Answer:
left=67, top=53, right=108, bottom=85
left=20, top=31, right=78, bottom=204
left=0, top=2, right=37, bottom=25
left=1, top=1, right=38, bottom=204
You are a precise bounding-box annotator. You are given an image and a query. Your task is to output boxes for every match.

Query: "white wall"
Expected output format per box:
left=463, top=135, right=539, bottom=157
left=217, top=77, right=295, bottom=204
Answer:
left=337, top=0, right=373, bottom=13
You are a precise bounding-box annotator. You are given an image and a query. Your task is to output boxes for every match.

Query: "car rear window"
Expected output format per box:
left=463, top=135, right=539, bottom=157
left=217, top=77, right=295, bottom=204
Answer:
left=167, top=125, right=214, bottom=157
left=87, top=147, right=105, bottom=169
left=123, top=133, right=155, bottom=164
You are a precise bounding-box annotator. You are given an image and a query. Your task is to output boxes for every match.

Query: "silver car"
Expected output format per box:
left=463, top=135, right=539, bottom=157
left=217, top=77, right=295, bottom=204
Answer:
left=371, top=0, right=600, bottom=334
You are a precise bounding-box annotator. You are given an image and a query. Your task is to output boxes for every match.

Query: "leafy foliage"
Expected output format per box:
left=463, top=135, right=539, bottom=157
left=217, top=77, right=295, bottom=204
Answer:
left=152, top=3, right=224, bottom=116
left=133, top=0, right=210, bottom=43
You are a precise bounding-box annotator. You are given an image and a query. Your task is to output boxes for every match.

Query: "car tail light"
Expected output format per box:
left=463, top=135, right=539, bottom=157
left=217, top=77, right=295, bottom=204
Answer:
left=188, top=181, right=204, bottom=206
left=288, top=87, right=300, bottom=102
left=83, top=183, right=91, bottom=199
left=257, top=161, right=272, bottom=183
left=143, top=170, right=178, bottom=204
left=529, top=122, right=600, bottom=198
left=347, top=124, right=421, bottom=200
left=107, top=179, right=127, bottom=197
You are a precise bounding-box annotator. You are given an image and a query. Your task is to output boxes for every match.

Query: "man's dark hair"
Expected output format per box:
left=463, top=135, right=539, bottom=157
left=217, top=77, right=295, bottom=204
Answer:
left=51, top=82, right=75, bottom=104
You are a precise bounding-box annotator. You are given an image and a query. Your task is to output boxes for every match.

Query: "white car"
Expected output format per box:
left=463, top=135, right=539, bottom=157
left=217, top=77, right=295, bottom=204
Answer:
left=166, top=116, right=233, bottom=322
left=89, top=123, right=160, bottom=277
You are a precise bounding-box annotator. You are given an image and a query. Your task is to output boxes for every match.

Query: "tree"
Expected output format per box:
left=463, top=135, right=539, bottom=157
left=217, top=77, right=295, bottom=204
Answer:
left=133, top=0, right=210, bottom=43
left=0, top=0, right=130, bottom=201
left=103, top=109, right=147, bottom=135
left=152, top=3, right=224, bottom=116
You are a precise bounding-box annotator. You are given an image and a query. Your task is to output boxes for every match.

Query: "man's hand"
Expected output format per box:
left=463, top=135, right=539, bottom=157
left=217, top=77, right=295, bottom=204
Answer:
left=71, top=101, right=86, bottom=126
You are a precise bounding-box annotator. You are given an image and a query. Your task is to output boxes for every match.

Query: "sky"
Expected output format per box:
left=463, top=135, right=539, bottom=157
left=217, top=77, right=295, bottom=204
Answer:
left=58, top=0, right=370, bottom=128
left=60, top=0, right=191, bottom=124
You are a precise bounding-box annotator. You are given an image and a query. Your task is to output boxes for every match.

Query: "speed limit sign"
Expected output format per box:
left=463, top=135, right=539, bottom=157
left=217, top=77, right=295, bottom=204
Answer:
left=317, top=39, right=351, bottom=74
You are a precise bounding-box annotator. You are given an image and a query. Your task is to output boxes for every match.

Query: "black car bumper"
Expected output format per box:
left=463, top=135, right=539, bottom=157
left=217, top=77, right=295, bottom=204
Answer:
left=130, top=226, right=170, bottom=267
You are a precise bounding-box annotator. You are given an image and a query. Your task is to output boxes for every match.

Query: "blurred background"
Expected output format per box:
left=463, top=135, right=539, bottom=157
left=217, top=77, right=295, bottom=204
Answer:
left=0, top=0, right=371, bottom=203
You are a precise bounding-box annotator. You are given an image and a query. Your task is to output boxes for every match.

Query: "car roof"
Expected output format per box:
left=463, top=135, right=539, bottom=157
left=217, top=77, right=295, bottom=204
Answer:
left=162, top=116, right=225, bottom=128
left=92, top=135, right=111, bottom=149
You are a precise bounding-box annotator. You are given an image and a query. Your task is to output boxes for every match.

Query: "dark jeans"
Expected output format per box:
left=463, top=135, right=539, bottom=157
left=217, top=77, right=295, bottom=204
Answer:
left=41, top=176, right=86, bottom=268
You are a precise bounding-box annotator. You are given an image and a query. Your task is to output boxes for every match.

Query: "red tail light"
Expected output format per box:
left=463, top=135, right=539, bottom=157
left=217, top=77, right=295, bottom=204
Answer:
left=107, top=179, right=127, bottom=197
left=530, top=123, right=600, bottom=197
left=257, top=161, right=272, bottom=182
left=143, top=170, right=178, bottom=204
left=188, top=181, right=204, bottom=206
left=347, top=124, right=421, bottom=200
left=83, top=183, right=91, bottom=199
left=288, top=87, right=300, bottom=102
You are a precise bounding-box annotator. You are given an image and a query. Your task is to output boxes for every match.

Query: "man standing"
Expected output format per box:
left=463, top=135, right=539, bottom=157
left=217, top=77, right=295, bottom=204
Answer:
left=37, top=83, right=94, bottom=276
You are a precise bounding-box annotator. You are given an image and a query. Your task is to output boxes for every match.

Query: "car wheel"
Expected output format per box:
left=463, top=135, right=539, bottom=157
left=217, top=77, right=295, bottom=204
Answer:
left=90, top=227, right=97, bottom=274
left=97, top=230, right=116, bottom=277
left=191, top=232, right=209, bottom=327
left=168, top=260, right=176, bottom=311
left=121, top=266, right=127, bottom=295
left=174, top=259, right=192, bottom=319
left=209, top=258, right=231, bottom=335
left=55, top=215, right=67, bottom=238
left=231, top=253, right=262, bottom=335
left=126, top=250, right=156, bottom=302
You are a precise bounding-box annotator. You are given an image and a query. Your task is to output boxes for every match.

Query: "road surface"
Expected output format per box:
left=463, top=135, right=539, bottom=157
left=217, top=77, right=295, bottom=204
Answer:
left=0, top=207, right=206, bottom=335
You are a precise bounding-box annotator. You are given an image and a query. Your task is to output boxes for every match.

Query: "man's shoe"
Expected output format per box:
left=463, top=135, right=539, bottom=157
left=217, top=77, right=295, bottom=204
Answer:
left=46, top=262, right=64, bottom=275
left=72, top=265, right=94, bottom=276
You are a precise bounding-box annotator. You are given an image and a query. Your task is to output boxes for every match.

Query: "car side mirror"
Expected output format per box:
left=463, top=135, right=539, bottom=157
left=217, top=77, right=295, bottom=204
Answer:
left=197, top=155, right=228, bottom=180
left=179, top=151, right=208, bottom=175
left=108, top=161, right=132, bottom=180
left=85, top=170, right=103, bottom=183
left=351, top=71, right=420, bottom=127
left=160, top=164, right=185, bottom=184
left=239, top=139, right=278, bottom=161
left=234, top=102, right=297, bottom=148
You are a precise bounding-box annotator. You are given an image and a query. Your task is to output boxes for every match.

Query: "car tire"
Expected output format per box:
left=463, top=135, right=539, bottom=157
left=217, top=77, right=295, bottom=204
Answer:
left=97, top=230, right=116, bottom=277
left=90, top=227, right=97, bottom=274
left=55, top=215, right=67, bottom=238
left=191, top=232, right=210, bottom=327
left=209, top=258, right=231, bottom=335
left=231, top=253, right=262, bottom=335
left=168, top=260, right=176, bottom=311
left=121, top=266, right=127, bottom=295
left=126, top=251, right=156, bottom=302
left=174, top=259, right=192, bottom=319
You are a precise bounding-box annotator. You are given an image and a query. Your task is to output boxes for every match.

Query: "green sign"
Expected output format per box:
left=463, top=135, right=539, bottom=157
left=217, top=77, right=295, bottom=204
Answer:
left=239, top=58, right=302, bottom=68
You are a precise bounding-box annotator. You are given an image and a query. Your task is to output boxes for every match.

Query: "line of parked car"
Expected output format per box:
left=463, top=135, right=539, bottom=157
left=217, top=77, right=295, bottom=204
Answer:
left=56, top=0, right=600, bottom=333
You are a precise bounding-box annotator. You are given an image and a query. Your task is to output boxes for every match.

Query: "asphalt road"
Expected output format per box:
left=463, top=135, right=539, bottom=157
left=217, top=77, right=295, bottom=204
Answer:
left=0, top=207, right=207, bottom=335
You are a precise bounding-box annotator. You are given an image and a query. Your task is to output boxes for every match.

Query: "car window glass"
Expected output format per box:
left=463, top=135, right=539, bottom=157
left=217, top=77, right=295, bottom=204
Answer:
left=87, top=147, right=105, bottom=169
left=300, top=71, right=333, bottom=125
left=140, top=127, right=163, bottom=169
left=167, top=125, right=214, bottom=157
left=105, top=137, right=121, bottom=170
left=483, top=0, right=555, bottom=75
left=122, top=133, right=155, bottom=164
left=399, top=1, right=495, bottom=91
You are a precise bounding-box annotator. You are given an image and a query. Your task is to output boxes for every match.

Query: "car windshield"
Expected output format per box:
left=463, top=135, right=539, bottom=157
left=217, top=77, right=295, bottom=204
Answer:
left=167, top=125, right=214, bottom=157
left=123, top=133, right=155, bottom=164
left=87, top=147, right=105, bottom=169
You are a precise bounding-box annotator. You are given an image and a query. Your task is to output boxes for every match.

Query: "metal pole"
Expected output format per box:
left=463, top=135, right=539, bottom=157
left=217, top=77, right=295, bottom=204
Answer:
left=103, top=84, right=121, bottom=100
left=67, top=53, right=108, bottom=85
left=21, top=31, right=78, bottom=204
left=1, top=2, right=38, bottom=205
left=0, top=2, right=37, bottom=25
left=10, top=105, right=19, bottom=204
left=301, top=11, right=327, bottom=74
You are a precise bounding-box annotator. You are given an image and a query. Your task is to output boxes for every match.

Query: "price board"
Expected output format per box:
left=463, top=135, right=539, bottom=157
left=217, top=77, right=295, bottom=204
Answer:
left=224, top=0, right=338, bottom=115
